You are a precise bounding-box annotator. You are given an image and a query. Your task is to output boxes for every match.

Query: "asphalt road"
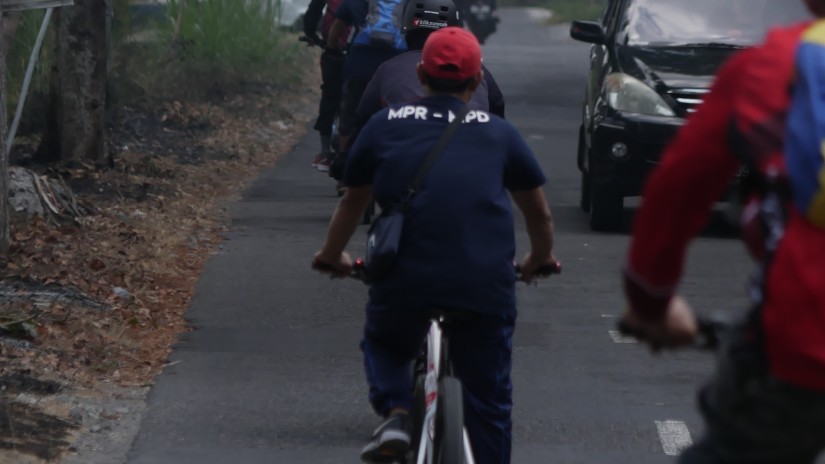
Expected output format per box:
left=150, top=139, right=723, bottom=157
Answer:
left=126, top=8, right=756, bottom=464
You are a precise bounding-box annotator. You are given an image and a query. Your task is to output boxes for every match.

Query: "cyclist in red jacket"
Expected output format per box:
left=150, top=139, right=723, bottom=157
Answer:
left=621, top=1, right=825, bottom=462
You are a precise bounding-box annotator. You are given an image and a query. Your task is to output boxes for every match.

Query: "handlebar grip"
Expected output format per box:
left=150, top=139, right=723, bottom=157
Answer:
left=534, top=261, right=562, bottom=276
left=313, top=258, right=370, bottom=282
left=515, top=261, right=562, bottom=278
left=312, top=261, right=336, bottom=272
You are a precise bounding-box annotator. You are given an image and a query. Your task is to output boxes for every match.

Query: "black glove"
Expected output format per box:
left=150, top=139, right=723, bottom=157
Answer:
left=304, top=32, right=324, bottom=47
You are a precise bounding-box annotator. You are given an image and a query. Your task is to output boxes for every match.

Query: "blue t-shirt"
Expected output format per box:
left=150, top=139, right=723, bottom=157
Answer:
left=344, top=96, right=546, bottom=315
left=335, top=0, right=403, bottom=80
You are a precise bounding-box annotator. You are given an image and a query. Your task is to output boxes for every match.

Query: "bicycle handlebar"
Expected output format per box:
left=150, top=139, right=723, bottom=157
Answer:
left=616, top=314, right=725, bottom=351
left=313, top=258, right=561, bottom=283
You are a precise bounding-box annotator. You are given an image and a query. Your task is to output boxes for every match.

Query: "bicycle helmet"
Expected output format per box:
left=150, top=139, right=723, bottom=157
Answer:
left=402, top=0, right=462, bottom=35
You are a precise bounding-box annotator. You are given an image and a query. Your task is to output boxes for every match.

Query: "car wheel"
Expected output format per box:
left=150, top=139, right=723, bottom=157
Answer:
left=589, top=183, right=623, bottom=232
left=577, top=128, right=591, bottom=212
left=580, top=172, right=591, bottom=213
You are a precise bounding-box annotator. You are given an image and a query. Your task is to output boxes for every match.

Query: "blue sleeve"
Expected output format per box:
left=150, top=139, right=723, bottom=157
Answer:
left=503, top=123, right=546, bottom=191
left=335, top=0, right=365, bottom=25
left=343, top=113, right=382, bottom=187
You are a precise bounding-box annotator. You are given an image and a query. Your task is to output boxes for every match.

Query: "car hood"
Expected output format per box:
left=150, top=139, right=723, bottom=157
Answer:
left=616, top=45, right=742, bottom=90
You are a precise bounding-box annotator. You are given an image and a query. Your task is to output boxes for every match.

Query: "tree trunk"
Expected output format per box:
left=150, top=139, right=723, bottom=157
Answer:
left=35, top=0, right=109, bottom=165
left=0, top=9, right=9, bottom=254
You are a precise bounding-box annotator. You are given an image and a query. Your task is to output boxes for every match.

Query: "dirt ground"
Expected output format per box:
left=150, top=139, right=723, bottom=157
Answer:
left=0, top=63, right=321, bottom=463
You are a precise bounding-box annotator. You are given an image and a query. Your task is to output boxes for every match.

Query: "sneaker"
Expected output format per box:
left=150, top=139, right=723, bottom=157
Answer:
left=316, top=157, right=332, bottom=172
left=311, top=153, right=325, bottom=168
left=360, top=414, right=413, bottom=463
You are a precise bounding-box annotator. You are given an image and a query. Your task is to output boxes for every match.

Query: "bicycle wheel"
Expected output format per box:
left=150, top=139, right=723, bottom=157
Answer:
left=435, top=376, right=464, bottom=464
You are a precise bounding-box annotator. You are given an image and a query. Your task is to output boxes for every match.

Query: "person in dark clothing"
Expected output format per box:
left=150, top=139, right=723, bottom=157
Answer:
left=303, top=0, right=350, bottom=170
left=327, top=0, right=506, bottom=181
left=325, top=0, right=408, bottom=158
left=356, top=0, right=506, bottom=128
left=313, top=27, right=557, bottom=464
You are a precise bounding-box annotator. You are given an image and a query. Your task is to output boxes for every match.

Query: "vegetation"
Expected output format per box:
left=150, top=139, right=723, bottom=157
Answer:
left=4, top=0, right=307, bottom=137
left=163, top=0, right=299, bottom=78
left=127, top=0, right=304, bottom=100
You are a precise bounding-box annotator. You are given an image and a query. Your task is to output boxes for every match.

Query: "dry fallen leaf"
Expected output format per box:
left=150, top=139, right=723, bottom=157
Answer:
left=89, top=258, right=106, bottom=272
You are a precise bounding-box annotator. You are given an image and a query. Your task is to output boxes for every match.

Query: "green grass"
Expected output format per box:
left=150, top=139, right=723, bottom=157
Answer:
left=160, top=0, right=302, bottom=84
left=107, top=0, right=309, bottom=102
left=4, top=0, right=311, bottom=134
left=499, top=0, right=605, bottom=24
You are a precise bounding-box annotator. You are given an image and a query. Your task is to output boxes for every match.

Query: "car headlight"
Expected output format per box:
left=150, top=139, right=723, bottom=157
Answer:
left=603, top=73, right=675, bottom=117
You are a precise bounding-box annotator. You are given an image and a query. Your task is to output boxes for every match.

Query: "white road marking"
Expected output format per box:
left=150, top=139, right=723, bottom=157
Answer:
left=656, top=420, right=693, bottom=456
left=608, top=330, right=637, bottom=344
left=601, top=314, right=619, bottom=318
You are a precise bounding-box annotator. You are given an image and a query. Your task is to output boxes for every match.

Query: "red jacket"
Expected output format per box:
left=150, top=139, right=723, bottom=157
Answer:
left=624, top=22, right=825, bottom=391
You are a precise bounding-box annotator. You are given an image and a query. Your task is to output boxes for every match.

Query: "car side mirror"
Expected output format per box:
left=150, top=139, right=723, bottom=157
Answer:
left=570, top=20, right=605, bottom=45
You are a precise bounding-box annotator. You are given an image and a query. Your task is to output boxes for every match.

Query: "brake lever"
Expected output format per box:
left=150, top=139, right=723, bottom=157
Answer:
left=515, top=261, right=562, bottom=283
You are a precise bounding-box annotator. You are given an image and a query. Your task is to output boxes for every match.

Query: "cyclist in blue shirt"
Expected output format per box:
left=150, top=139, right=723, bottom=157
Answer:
left=356, top=0, right=506, bottom=122
left=329, top=0, right=506, bottom=181
left=313, top=27, right=557, bottom=464
left=324, top=0, right=407, bottom=160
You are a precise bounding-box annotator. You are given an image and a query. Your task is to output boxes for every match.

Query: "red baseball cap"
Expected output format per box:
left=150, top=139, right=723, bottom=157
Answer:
left=421, top=27, right=482, bottom=81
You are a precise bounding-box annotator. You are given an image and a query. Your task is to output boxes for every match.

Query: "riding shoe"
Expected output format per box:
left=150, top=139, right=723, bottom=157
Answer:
left=360, top=413, right=413, bottom=463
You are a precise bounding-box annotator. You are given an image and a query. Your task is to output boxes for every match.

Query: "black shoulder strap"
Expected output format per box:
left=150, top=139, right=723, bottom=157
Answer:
left=401, top=105, right=470, bottom=209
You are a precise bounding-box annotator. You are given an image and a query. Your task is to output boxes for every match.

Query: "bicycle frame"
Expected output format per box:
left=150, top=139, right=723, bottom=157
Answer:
left=311, top=259, right=560, bottom=464
left=414, top=318, right=476, bottom=464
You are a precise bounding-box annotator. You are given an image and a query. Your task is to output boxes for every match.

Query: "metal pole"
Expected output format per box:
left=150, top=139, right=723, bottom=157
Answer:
left=7, top=7, right=52, bottom=153
left=0, top=3, right=9, bottom=254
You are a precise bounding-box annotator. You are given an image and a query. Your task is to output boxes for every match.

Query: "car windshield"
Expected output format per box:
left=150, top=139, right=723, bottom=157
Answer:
left=620, top=0, right=811, bottom=47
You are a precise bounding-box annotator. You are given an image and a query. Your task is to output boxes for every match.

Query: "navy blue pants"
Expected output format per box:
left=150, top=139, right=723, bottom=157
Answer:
left=362, top=306, right=515, bottom=464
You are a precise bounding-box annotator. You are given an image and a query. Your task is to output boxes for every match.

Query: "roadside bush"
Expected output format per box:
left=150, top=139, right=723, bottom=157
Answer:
left=145, top=0, right=304, bottom=98
left=5, top=0, right=310, bottom=139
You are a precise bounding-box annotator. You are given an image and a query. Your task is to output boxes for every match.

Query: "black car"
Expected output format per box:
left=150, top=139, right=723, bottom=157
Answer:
left=570, top=0, right=811, bottom=231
